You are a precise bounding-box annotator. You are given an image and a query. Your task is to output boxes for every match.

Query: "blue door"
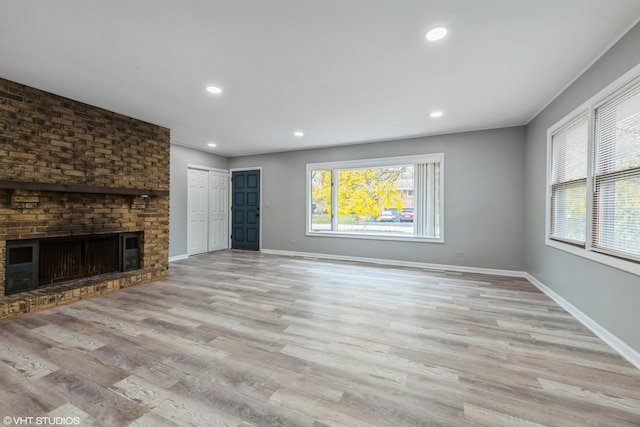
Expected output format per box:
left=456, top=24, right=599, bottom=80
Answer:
left=231, top=170, right=260, bottom=251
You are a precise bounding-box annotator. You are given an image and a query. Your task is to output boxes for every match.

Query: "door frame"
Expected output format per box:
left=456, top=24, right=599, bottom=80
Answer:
left=230, top=166, right=263, bottom=252
left=187, top=164, right=230, bottom=254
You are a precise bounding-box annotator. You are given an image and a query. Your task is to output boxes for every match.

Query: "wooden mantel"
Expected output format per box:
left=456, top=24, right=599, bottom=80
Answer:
left=0, top=180, right=169, bottom=197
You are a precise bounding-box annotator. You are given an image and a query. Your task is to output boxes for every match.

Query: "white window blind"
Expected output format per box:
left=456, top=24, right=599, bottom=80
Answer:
left=414, top=162, right=440, bottom=238
left=550, top=114, right=588, bottom=244
left=593, top=80, right=640, bottom=260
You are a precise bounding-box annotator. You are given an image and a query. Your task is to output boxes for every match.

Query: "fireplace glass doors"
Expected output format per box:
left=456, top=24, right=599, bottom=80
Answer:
left=5, top=232, right=142, bottom=296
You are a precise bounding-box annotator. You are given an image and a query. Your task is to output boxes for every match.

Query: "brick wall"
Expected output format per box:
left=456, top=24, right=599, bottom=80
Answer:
left=0, top=77, right=170, bottom=314
left=1, top=79, right=169, bottom=190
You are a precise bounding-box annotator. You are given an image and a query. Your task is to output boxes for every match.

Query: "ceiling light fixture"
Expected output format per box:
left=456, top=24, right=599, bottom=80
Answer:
left=208, top=143, right=217, bottom=147
left=430, top=111, right=443, bottom=118
left=206, top=86, right=222, bottom=94
left=425, top=27, right=447, bottom=42
left=294, top=131, right=304, bottom=137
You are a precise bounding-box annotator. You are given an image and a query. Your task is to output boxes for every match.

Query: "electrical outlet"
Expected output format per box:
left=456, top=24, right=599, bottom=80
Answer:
left=455, top=252, right=463, bottom=257
left=289, top=240, right=295, bottom=245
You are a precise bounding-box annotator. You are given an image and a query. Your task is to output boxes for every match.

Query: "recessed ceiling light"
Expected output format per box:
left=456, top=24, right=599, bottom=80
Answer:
left=294, top=131, right=304, bottom=137
left=425, top=27, right=447, bottom=42
left=430, top=111, right=443, bottom=118
left=208, top=143, right=217, bottom=147
left=206, top=86, right=222, bottom=94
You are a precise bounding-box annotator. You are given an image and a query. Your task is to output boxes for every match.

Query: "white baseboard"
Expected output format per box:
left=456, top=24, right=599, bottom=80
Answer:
left=169, top=254, right=189, bottom=262
left=525, top=273, right=640, bottom=370
left=261, top=249, right=527, bottom=278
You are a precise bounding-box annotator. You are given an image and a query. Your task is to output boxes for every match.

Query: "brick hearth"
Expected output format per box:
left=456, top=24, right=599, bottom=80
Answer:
left=0, top=77, right=170, bottom=319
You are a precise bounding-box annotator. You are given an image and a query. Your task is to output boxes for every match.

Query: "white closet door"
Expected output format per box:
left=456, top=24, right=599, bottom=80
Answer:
left=187, top=169, right=208, bottom=255
left=208, top=171, right=229, bottom=251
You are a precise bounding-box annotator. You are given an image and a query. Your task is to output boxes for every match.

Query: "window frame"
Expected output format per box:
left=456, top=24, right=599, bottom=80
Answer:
left=306, top=153, right=444, bottom=243
left=545, top=62, right=640, bottom=277
left=548, top=112, right=589, bottom=247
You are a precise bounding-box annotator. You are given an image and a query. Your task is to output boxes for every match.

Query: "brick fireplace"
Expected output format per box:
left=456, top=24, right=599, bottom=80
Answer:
left=0, top=78, right=170, bottom=319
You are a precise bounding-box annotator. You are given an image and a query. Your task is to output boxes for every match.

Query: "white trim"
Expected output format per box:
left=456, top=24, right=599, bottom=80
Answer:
left=169, top=254, right=189, bottom=262
left=547, top=109, right=589, bottom=140
left=306, top=230, right=444, bottom=244
left=261, top=248, right=526, bottom=278
left=525, top=273, right=640, bottom=370
left=187, top=164, right=229, bottom=174
left=591, top=60, right=640, bottom=108
left=230, top=166, right=264, bottom=173
left=307, top=153, right=444, bottom=171
left=546, top=239, right=640, bottom=276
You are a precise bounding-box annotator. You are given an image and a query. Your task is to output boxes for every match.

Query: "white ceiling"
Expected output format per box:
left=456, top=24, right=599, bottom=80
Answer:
left=2, top=1, right=640, bottom=157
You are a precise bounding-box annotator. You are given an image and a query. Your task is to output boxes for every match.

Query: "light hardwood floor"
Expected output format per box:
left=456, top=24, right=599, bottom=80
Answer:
left=0, top=251, right=639, bottom=426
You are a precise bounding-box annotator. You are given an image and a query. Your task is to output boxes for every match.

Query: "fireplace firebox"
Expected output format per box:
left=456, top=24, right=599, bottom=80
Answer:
left=5, top=232, right=142, bottom=296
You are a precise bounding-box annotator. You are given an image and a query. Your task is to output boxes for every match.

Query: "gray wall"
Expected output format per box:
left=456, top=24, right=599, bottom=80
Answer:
left=525, top=23, right=640, bottom=352
left=169, top=144, right=229, bottom=258
left=230, top=126, right=526, bottom=271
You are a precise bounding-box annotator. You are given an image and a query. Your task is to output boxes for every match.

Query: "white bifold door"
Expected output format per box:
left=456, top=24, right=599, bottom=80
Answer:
left=187, top=168, right=229, bottom=255
left=208, top=171, right=228, bottom=251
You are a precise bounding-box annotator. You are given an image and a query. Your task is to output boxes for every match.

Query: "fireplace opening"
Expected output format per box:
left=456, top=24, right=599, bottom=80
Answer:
left=5, top=232, right=142, bottom=296
left=39, top=234, right=120, bottom=286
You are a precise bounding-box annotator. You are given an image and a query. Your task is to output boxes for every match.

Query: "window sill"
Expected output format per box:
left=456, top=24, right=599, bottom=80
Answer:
left=545, top=238, right=640, bottom=277
left=307, top=230, right=444, bottom=244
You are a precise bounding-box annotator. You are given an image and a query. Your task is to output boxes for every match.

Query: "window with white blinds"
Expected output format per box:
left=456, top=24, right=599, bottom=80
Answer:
left=307, top=154, right=444, bottom=242
left=593, top=80, right=640, bottom=260
left=550, top=114, right=588, bottom=245
left=546, top=67, right=640, bottom=274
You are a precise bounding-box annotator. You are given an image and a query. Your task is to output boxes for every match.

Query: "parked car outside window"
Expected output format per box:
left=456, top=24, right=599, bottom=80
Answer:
left=378, top=210, right=395, bottom=222
left=399, top=209, right=413, bottom=222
